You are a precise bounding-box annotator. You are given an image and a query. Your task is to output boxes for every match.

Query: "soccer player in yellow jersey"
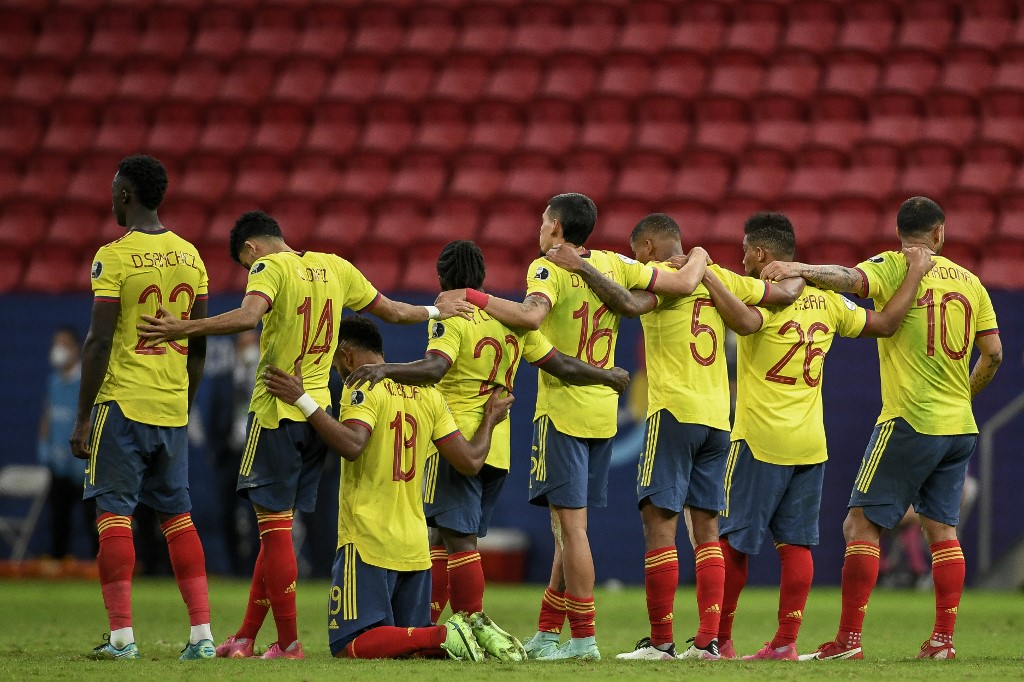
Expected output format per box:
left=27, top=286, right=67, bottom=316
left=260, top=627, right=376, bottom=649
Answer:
left=700, top=212, right=934, bottom=661
left=69, top=155, right=215, bottom=661
left=438, top=194, right=708, bottom=660
left=761, top=197, right=1003, bottom=661
left=262, top=316, right=525, bottom=661
left=345, top=240, right=629, bottom=624
left=546, top=213, right=802, bottom=661
left=137, top=211, right=472, bottom=660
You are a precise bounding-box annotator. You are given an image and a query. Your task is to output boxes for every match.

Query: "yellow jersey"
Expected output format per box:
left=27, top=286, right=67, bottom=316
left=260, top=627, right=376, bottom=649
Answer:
left=426, top=310, right=555, bottom=470
left=337, top=379, right=460, bottom=571
left=91, top=229, right=208, bottom=427
left=856, top=251, right=998, bottom=435
left=246, top=251, right=379, bottom=429
left=732, top=286, right=868, bottom=465
left=526, top=250, right=657, bottom=439
left=642, top=264, right=768, bottom=430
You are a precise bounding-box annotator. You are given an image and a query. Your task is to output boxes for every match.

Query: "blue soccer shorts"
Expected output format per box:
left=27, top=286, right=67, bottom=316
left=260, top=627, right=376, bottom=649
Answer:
left=528, top=415, right=613, bottom=509
left=637, top=410, right=729, bottom=514
left=718, top=440, right=825, bottom=555
left=424, top=457, right=507, bottom=538
left=849, top=417, right=978, bottom=529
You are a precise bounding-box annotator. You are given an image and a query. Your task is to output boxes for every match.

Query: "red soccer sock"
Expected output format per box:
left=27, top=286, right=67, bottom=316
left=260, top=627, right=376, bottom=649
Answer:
left=838, top=541, right=881, bottom=646
left=447, top=551, right=485, bottom=615
left=237, top=546, right=269, bottom=640
left=537, top=587, right=566, bottom=634
left=718, top=537, right=748, bottom=642
left=161, top=513, right=210, bottom=626
left=97, top=513, right=135, bottom=631
left=429, top=546, right=448, bottom=623
left=644, top=546, right=678, bottom=646
left=565, top=592, right=596, bottom=639
left=343, top=625, right=447, bottom=659
left=772, top=543, right=813, bottom=648
left=694, top=541, right=725, bottom=648
left=257, top=511, right=299, bottom=647
left=929, top=540, right=965, bottom=643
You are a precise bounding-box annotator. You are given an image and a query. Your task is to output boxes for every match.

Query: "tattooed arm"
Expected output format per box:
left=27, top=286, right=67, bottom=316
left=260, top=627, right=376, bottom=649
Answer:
left=760, top=261, right=867, bottom=297
left=970, top=333, right=1003, bottom=398
left=562, top=260, right=658, bottom=318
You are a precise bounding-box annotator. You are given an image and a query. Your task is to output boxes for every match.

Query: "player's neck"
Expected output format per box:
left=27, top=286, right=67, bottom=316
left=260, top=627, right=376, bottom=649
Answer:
left=126, top=211, right=162, bottom=232
left=901, top=238, right=936, bottom=254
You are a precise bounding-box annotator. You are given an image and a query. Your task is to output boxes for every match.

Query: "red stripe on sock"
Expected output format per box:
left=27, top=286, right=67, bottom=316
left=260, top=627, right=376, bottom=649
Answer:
left=447, top=551, right=484, bottom=615
left=538, top=588, right=565, bottom=634
left=97, top=513, right=134, bottom=630
left=163, top=513, right=210, bottom=626
left=645, top=546, right=678, bottom=647
left=839, top=542, right=880, bottom=640
left=259, top=517, right=298, bottom=648
left=930, top=540, right=965, bottom=639
left=694, top=542, right=725, bottom=648
left=565, top=592, right=595, bottom=639
left=430, top=546, right=448, bottom=624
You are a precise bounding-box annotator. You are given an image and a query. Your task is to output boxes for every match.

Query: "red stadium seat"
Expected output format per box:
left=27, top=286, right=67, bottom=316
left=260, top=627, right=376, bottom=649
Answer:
left=500, top=153, right=558, bottom=202
left=667, top=149, right=732, bottom=203
left=781, top=1, right=841, bottom=55
left=304, top=102, right=359, bottom=157
left=807, top=95, right=866, bottom=154
left=731, top=149, right=790, bottom=202
left=158, top=200, right=207, bottom=245
left=995, top=195, right=1024, bottom=238
left=66, top=155, right=121, bottom=206
left=558, top=151, right=615, bottom=204
left=877, top=52, right=941, bottom=99
left=594, top=54, right=652, bottom=100
left=896, top=18, right=954, bottom=58
left=310, top=199, right=371, bottom=254
left=432, top=54, right=489, bottom=104
left=614, top=154, right=673, bottom=203
left=649, top=52, right=706, bottom=99
left=410, top=101, right=467, bottom=154
left=521, top=99, right=577, bottom=155
left=93, top=104, right=149, bottom=157
left=358, top=102, right=415, bottom=156
left=167, top=58, right=223, bottom=106
left=204, top=251, right=249, bottom=295
left=483, top=56, right=543, bottom=105
left=423, top=198, right=482, bottom=243
left=463, top=101, right=522, bottom=154
left=204, top=199, right=260, bottom=248
left=19, top=153, right=74, bottom=204
left=22, top=249, right=81, bottom=294
left=192, top=9, right=246, bottom=62
left=918, top=93, right=978, bottom=147
left=137, top=8, right=192, bottom=63
left=705, top=198, right=762, bottom=241
left=0, top=104, right=43, bottom=156
left=251, top=104, right=307, bottom=156
left=349, top=7, right=405, bottom=58
left=834, top=1, right=897, bottom=56
left=953, top=16, right=1014, bottom=56
left=402, top=7, right=457, bottom=57
left=933, top=50, right=995, bottom=98
left=507, top=5, right=566, bottom=58
left=220, top=58, right=276, bottom=106
left=705, top=51, right=765, bottom=100
left=233, top=154, right=287, bottom=203
left=479, top=250, right=529, bottom=295
left=862, top=94, right=922, bottom=147
left=820, top=199, right=883, bottom=245
left=198, top=104, right=253, bottom=156
left=805, top=241, right=865, bottom=267
left=117, top=60, right=172, bottom=106
left=988, top=60, right=1024, bottom=95
left=146, top=103, right=201, bottom=158
left=634, top=97, right=690, bottom=155
left=759, top=51, right=821, bottom=101
left=284, top=156, right=342, bottom=202
left=666, top=1, right=728, bottom=56
left=944, top=192, right=996, bottom=247
left=369, top=200, right=429, bottom=249
left=295, top=7, right=348, bottom=61
left=821, top=52, right=881, bottom=102
left=617, top=1, right=675, bottom=56
left=0, top=202, right=48, bottom=250
left=722, top=1, right=784, bottom=57
left=267, top=198, right=318, bottom=244
left=561, top=4, right=621, bottom=57
left=33, top=10, right=88, bottom=65
left=691, top=97, right=750, bottom=155
left=244, top=8, right=298, bottom=59
left=837, top=146, right=900, bottom=202
left=10, top=60, right=65, bottom=107
left=338, top=153, right=393, bottom=202
left=979, top=255, right=1024, bottom=289
left=377, top=55, right=436, bottom=103
left=324, top=56, right=382, bottom=104
left=65, top=59, right=119, bottom=105
left=88, top=11, right=141, bottom=61
left=449, top=152, right=504, bottom=201
left=402, top=243, right=448, bottom=292
left=538, top=55, right=598, bottom=103
left=895, top=144, right=957, bottom=199
left=953, top=144, right=1016, bottom=195
left=39, top=101, right=96, bottom=156
left=175, top=155, right=234, bottom=206
left=750, top=99, right=809, bottom=156
left=48, top=203, right=102, bottom=250
left=0, top=251, right=25, bottom=294
left=661, top=200, right=713, bottom=243
left=271, top=59, right=328, bottom=106
left=578, top=98, right=633, bottom=154
left=389, top=153, right=448, bottom=203
left=478, top=199, right=538, bottom=250
left=353, top=246, right=403, bottom=293
left=775, top=198, right=825, bottom=240
left=977, top=92, right=1024, bottom=148
left=457, top=6, right=511, bottom=57
left=588, top=199, right=650, bottom=251
left=785, top=148, right=846, bottom=203
left=0, top=158, right=19, bottom=203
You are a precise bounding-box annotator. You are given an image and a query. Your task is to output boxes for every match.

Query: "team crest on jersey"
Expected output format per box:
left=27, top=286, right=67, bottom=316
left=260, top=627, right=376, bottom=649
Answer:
left=868, top=255, right=885, bottom=263
left=90, top=261, right=103, bottom=279
left=250, top=262, right=266, bottom=274
left=616, top=253, right=638, bottom=265
left=431, top=322, right=445, bottom=339
left=534, top=266, right=550, bottom=280
left=841, top=295, right=857, bottom=311
left=350, top=390, right=365, bottom=406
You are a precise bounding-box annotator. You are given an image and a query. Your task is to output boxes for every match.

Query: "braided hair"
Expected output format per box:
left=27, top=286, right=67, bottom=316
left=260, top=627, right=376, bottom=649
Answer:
left=437, top=240, right=486, bottom=291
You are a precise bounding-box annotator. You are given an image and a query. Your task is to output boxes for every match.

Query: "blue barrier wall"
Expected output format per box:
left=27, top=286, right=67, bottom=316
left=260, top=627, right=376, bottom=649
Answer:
left=2, top=291, right=1021, bottom=585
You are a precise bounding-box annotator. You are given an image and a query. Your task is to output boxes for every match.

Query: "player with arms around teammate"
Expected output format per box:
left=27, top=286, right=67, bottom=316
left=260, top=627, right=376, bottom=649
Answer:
left=264, top=316, right=525, bottom=661
left=702, top=212, right=934, bottom=660
left=69, top=155, right=215, bottom=661
left=345, top=240, right=630, bottom=624
left=545, top=213, right=804, bottom=660
left=762, top=197, right=1002, bottom=661
left=138, top=210, right=473, bottom=659
left=439, top=194, right=707, bottom=660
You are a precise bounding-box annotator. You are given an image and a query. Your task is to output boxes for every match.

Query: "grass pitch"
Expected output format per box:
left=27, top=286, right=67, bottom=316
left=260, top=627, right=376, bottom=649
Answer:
left=1, top=578, right=1021, bottom=681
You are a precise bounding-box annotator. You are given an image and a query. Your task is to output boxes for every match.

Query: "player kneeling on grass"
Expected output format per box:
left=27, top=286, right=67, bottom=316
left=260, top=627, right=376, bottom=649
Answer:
left=263, top=316, right=526, bottom=661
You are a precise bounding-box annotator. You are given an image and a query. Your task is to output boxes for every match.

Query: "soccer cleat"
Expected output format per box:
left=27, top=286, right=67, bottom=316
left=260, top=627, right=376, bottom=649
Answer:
left=469, top=612, right=526, bottom=662
left=88, top=634, right=140, bottom=660
left=523, top=631, right=561, bottom=659
left=179, top=639, right=216, bottom=661
left=678, top=637, right=720, bottom=660
left=215, top=636, right=255, bottom=658
left=441, top=612, right=485, bottom=661
left=916, top=639, right=955, bottom=660
left=798, top=638, right=864, bottom=661
left=718, top=639, right=737, bottom=659
left=260, top=641, right=304, bottom=659
left=615, top=636, right=675, bottom=660
left=536, top=636, right=601, bottom=661
left=742, top=642, right=798, bottom=661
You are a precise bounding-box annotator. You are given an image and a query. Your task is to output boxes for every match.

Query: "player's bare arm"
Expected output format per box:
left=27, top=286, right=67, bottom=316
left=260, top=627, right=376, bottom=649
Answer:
left=762, top=276, right=806, bottom=306
left=370, top=294, right=474, bottom=324
left=70, top=300, right=119, bottom=459
left=137, top=294, right=269, bottom=344
left=185, top=297, right=208, bottom=414
left=761, top=261, right=868, bottom=297
left=435, top=390, right=515, bottom=475
left=970, top=332, right=1002, bottom=398
left=861, top=247, right=936, bottom=338
left=345, top=353, right=451, bottom=390
left=542, top=245, right=657, bottom=318
left=649, top=246, right=709, bottom=297
left=540, top=353, right=631, bottom=394
left=702, top=268, right=763, bottom=336
left=438, top=289, right=552, bottom=332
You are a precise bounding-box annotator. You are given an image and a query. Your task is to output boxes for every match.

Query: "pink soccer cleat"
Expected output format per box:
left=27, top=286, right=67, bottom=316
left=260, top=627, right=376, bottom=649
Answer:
left=718, top=639, right=737, bottom=660
left=742, top=642, right=798, bottom=661
left=215, top=636, right=254, bottom=658
left=916, top=639, right=955, bottom=660
left=260, top=640, right=304, bottom=659
left=798, top=638, right=864, bottom=661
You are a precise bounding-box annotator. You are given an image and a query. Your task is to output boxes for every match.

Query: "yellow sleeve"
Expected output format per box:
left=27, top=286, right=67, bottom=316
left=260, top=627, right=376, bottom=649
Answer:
left=525, top=258, right=559, bottom=308
left=339, top=384, right=381, bottom=433
left=430, top=393, right=461, bottom=444
left=831, top=292, right=870, bottom=339
left=245, top=257, right=284, bottom=309
left=710, top=264, right=768, bottom=306
left=976, top=284, right=999, bottom=337
left=90, top=245, right=125, bottom=299
left=610, top=252, right=657, bottom=291
left=522, top=330, right=557, bottom=365
left=749, top=305, right=771, bottom=333
left=855, top=252, right=903, bottom=301
left=337, top=257, right=380, bottom=312
left=195, top=254, right=209, bottom=297
left=425, top=318, right=463, bottom=365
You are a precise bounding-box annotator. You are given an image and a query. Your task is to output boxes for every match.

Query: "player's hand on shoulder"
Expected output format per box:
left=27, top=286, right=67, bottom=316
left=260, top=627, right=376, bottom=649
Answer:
left=665, top=254, right=688, bottom=270
left=483, top=388, right=514, bottom=423
left=263, top=361, right=305, bottom=404
left=69, top=418, right=91, bottom=459
left=688, top=246, right=712, bottom=265
left=545, top=243, right=584, bottom=272
left=760, top=261, right=800, bottom=282
left=606, top=367, right=630, bottom=394
left=346, top=364, right=387, bottom=390
left=902, top=246, right=935, bottom=276
left=136, top=305, right=183, bottom=344
left=435, top=291, right=474, bottom=320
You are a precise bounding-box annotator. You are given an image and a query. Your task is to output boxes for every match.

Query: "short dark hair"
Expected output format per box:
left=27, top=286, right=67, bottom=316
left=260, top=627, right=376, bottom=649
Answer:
left=896, top=196, right=945, bottom=237
left=630, top=213, right=680, bottom=244
left=744, top=212, right=796, bottom=261
left=229, top=210, right=284, bottom=264
left=548, top=193, right=597, bottom=246
left=117, top=155, right=168, bottom=210
left=338, top=315, right=384, bottom=355
left=437, top=240, right=486, bottom=290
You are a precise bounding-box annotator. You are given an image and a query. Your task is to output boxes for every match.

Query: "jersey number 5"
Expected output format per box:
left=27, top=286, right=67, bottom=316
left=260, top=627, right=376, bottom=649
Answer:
left=134, top=283, right=195, bottom=356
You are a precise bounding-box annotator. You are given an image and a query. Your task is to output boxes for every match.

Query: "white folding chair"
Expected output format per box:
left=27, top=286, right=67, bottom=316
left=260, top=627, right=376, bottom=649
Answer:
left=0, top=465, right=52, bottom=561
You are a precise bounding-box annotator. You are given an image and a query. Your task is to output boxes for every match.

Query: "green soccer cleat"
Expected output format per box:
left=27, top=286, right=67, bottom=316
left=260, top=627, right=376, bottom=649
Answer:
left=88, top=634, right=140, bottom=660
left=523, top=631, right=561, bottom=659
left=179, top=639, right=217, bottom=660
left=536, top=636, right=601, bottom=661
left=469, top=612, right=526, bottom=662
left=441, top=612, right=485, bottom=661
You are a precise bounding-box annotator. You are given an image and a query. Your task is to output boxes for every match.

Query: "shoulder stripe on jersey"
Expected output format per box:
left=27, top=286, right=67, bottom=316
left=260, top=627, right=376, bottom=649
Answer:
left=646, top=268, right=659, bottom=292
left=530, top=347, right=557, bottom=366
left=357, top=291, right=382, bottom=313
left=528, top=291, right=552, bottom=308
left=757, top=281, right=770, bottom=307
left=94, top=296, right=120, bottom=303
left=343, top=419, right=372, bottom=434
left=425, top=349, right=454, bottom=365
left=245, top=290, right=273, bottom=309
left=977, top=328, right=1000, bottom=337
left=853, top=267, right=869, bottom=297
left=749, top=306, right=764, bottom=329
left=433, top=430, right=461, bottom=445
left=858, top=309, right=873, bottom=338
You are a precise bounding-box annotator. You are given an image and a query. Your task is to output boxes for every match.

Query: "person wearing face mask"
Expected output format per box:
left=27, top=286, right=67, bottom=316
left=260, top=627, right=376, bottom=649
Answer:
left=38, top=326, right=99, bottom=567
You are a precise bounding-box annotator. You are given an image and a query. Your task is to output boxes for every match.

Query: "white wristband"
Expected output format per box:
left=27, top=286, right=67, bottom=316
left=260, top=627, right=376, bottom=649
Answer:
left=294, top=393, right=319, bottom=418
left=425, top=305, right=440, bottom=320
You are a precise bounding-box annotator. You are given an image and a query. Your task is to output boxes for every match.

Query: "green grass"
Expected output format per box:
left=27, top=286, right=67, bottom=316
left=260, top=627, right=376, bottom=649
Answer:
left=0, top=578, right=1021, bottom=680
